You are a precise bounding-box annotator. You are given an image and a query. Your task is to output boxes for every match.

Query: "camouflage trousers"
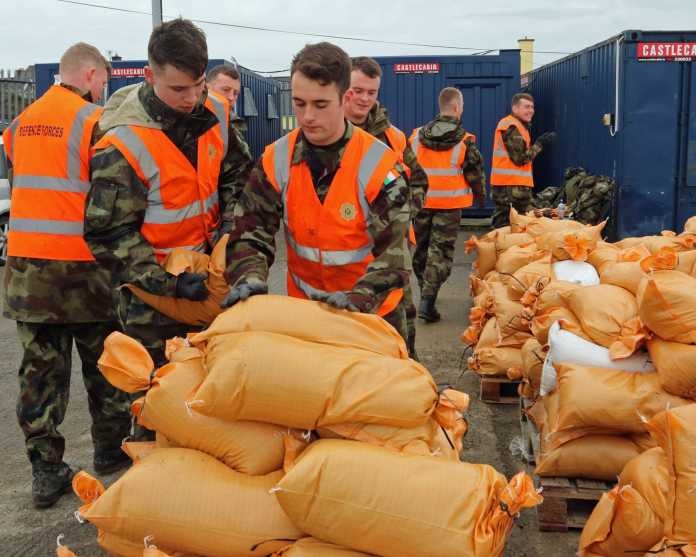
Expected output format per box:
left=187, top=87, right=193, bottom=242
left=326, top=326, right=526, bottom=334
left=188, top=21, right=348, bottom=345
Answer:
left=491, top=186, right=533, bottom=229
left=382, top=298, right=410, bottom=354
left=413, top=208, right=461, bottom=298
left=16, top=320, right=131, bottom=464
left=117, top=288, right=201, bottom=367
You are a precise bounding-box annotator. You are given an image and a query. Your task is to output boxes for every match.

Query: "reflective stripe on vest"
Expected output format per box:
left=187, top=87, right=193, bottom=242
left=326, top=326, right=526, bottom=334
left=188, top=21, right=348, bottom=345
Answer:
left=490, top=115, right=533, bottom=187
left=263, top=126, right=404, bottom=316
left=5, top=86, right=101, bottom=260
left=207, top=91, right=229, bottom=157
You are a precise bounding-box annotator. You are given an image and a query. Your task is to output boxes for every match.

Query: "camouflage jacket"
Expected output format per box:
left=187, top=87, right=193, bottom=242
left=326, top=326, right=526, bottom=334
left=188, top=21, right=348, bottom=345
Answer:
left=417, top=114, right=486, bottom=201
left=84, top=82, right=253, bottom=298
left=224, top=121, right=410, bottom=313
left=3, top=83, right=114, bottom=323
left=501, top=122, right=543, bottom=166
left=357, top=103, right=428, bottom=219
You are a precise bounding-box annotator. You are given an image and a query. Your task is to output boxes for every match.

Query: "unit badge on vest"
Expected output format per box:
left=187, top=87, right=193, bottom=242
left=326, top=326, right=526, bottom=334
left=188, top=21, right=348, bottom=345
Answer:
left=339, top=202, right=357, bottom=221
left=208, top=144, right=218, bottom=159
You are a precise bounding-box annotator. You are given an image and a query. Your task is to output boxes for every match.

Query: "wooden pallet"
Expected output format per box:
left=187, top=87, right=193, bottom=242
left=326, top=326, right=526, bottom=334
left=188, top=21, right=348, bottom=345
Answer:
left=537, top=476, right=613, bottom=532
left=518, top=397, right=538, bottom=464
left=479, top=376, right=521, bottom=404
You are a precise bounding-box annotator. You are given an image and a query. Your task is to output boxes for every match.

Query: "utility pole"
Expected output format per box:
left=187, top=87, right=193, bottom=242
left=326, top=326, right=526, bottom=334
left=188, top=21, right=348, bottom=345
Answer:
left=152, top=0, right=163, bottom=28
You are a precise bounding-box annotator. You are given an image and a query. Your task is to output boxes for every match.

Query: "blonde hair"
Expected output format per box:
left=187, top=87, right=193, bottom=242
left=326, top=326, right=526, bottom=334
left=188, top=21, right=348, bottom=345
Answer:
left=438, top=87, right=463, bottom=112
left=59, top=42, right=111, bottom=77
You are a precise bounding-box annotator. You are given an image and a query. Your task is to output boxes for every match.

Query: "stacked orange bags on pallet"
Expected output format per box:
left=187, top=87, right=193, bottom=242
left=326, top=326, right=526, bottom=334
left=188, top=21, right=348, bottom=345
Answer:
left=73, top=295, right=539, bottom=557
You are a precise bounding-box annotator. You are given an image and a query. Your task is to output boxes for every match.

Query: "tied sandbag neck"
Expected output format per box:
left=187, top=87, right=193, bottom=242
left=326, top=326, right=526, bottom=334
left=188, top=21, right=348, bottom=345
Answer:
left=249, top=537, right=301, bottom=552
left=627, top=541, right=690, bottom=554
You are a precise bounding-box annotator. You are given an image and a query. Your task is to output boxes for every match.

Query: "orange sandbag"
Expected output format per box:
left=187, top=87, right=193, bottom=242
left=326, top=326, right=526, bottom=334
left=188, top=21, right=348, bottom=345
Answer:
left=465, top=235, right=497, bottom=278
left=495, top=231, right=534, bottom=253
left=532, top=280, right=579, bottom=312
left=506, top=253, right=553, bottom=301
left=193, top=294, right=408, bottom=358
left=562, top=284, right=648, bottom=357
left=495, top=242, right=544, bottom=275
left=74, top=449, right=303, bottom=557
left=492, top=286, right=533, bottom=347
left=125, top=235, right=230, bottom=327
left=644, top=541, right=696, bottom=556
left=647, top=404, right=696, bottom=542
left=275, top=439, right=541, bottom=557
left=516, top=338, right=548, bottom=399
left=530, top=305, right=588, bottom=345
left=684, top=216, right=696, bottom=234
left=553, top=364, right=691, bottom=437
left=600, top=260, right=647, bottom=295
left=579, top=486, right=665, bottom=557
left=525, top=215, right=585, bottom=240
left=96, top=531, right=196, bottom=557
left=99, top=334, right=293, bottom=475
left=637, top=271, right=696, bottom=344
left=536, top=221, right=605, bottom=262
left=619, top=447, right=671, bottom=521
left=647, top=338, right=696, bottom=399
left=616, top=235, right=689, bottom=255
left=191, top=330, right=437, bottom=429
left=469, top=318, right=523, bottom=376
left=509, top=207, right=533, bottom=232
left=319, top=389, right=468, bottom=459
left=273, top=538, right=373, bottom=556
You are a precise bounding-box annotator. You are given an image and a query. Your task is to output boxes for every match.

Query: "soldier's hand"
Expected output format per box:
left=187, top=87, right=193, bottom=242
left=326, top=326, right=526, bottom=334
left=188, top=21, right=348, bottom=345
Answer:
left=220, top=278, right=268, bottom=308
left=175, top=272, right=209, bottom=301
left=311, top=290, right=360, bottom=312
left=536, top=131, right=557, bottom=147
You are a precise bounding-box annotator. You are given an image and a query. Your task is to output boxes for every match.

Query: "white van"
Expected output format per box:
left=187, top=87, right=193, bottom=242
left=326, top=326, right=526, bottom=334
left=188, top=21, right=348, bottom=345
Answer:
left=0, top=136, right=9, bottom=265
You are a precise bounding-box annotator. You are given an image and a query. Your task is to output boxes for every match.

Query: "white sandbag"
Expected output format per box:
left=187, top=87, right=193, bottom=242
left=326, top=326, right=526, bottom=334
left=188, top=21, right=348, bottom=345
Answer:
left=540, top=321, right=655, bottom=395
left=551, top=260, right=600, bottom=286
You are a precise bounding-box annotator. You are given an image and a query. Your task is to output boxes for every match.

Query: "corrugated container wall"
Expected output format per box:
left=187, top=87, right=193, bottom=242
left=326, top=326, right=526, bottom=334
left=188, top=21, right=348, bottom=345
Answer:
left=34, top=59, right=282, bottom=159
left=526, top=30, right=696, bottom=238
left=372, top=51, right=521, bottom=214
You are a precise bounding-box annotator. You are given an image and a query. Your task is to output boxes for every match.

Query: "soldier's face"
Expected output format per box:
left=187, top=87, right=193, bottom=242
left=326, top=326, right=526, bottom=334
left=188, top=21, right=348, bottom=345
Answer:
left=145, top=64, right=206, bottom=114
left=84, top=65, right=108, bottom=103
left=512, top=99, right=535, bottom=123
left=208, top=74, right=241, bottom=109
left=344, top=70, right=380, bottom=124
left=291, top=71, right=346, bottom=146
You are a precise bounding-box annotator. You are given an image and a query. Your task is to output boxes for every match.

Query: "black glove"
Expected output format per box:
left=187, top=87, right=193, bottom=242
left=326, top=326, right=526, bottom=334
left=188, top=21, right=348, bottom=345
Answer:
left=175, top=272, right=209, bottom=301
left=220, top=278, right=268, bottom=308
left=536, top=131, right=557, bottom=148
left=310, top=290, right=360, bottom=312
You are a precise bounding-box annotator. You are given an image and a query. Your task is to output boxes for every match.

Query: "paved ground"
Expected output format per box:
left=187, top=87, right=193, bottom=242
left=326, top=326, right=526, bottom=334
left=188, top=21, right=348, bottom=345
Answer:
left=0, top=227, right=580, bottom=556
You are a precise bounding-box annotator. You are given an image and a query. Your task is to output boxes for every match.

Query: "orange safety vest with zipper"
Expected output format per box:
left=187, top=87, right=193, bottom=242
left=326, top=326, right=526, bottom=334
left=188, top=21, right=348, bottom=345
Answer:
left=262, top=126, right=404, bottom=317
left=93, top=91, right=230, bottom=262
left=409, top=127, right=474, bottom=210
left=490, top=114, right=534, bottom=187
left=2, top=85, right=102, bottom=260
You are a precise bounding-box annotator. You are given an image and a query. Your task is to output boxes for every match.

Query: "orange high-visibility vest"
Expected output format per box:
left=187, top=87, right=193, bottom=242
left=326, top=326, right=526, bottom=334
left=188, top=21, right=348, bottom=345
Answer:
left=409, top=127, right=473, bottom=210
left=93, top=91, right=230, bottom=262
left=262, top=126, right=404, bottom=317
left=383, top=124, right=416, bottom=245
left=2, top=85, right=102, bottom=260
left=490, top=114, right=534, bottom=187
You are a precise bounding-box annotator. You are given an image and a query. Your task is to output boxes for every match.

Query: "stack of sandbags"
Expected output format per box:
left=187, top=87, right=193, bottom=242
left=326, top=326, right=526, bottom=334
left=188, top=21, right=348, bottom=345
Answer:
left=84, top=295, right=538, bottom=556
left=579, top=404, right=696, bottom=556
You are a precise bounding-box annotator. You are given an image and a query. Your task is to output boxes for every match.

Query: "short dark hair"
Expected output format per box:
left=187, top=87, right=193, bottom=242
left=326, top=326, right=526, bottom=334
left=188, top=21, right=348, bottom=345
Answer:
left=351, top=56, right=382, bottom=79
left=512, top=92, right=534, bottom=106
left=207, top=64, right=240, bottom=82
left=291, top=42, right=351, bottom=97
left=148, top=18, right=208, bottom=79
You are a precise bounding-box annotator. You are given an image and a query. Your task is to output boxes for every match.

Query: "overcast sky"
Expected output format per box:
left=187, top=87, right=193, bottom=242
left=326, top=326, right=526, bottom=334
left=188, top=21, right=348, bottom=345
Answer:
left=0, top=0, right=693, bottom=74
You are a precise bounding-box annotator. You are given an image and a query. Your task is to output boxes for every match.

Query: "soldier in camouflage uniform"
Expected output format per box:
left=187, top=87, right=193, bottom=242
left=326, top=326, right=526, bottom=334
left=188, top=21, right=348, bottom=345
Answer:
left=410, top=88, right=486, bottom=322
left=343, top=56, right=427, bottom=357
left=85, top=20, right=253, bottom=367
left=490, top=93, right=556, bottom=228
left=222, top=43, right=410, bottom=344
left=2, top=43, right=131, bottom=508
left=207, top=64, right=248, bottom=134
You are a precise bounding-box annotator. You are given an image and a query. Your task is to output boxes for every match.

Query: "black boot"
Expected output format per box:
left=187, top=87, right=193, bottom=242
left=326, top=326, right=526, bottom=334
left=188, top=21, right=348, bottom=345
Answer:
left=31, top=460, right=74, bottom=509
left=418, top=297, right=441, bottom=323
left=94, top=447, right=131, bottom=475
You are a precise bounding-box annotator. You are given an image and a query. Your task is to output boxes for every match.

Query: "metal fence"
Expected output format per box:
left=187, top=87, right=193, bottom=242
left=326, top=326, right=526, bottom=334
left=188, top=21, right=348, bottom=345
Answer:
left=0, top=69, right=36, bottom=131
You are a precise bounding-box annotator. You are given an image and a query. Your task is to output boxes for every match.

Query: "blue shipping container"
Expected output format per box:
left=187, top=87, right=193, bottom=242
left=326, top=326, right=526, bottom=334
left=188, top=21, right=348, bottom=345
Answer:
left=372, top=51, right=521, bottom=214
left=526, top=30, right=696, bottom=239
left=34, top=59, right=282, bottom=159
